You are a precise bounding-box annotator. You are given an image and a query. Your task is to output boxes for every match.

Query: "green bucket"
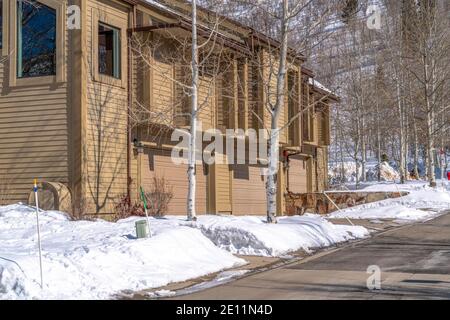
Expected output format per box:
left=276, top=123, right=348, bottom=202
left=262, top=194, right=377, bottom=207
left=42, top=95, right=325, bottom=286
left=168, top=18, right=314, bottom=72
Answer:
left=135, top=220, right=148, bottom=239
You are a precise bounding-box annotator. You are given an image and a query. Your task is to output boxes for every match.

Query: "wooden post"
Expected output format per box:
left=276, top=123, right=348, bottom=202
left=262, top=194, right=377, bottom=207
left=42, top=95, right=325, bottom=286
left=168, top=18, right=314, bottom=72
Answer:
left=233, top=58, right=239, bottom=129
left=242, top=58, right=249, bottom=131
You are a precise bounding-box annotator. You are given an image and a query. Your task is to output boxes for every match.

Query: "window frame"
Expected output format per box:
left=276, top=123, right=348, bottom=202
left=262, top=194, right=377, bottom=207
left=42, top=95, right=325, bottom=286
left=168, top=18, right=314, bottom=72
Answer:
left=98, top=22, right=121, bottom=79
left=9, top=0, right=65, bottom=87
left=1, top=0, right=8, bottom=56
left=92, top=9, right=127, bottom=88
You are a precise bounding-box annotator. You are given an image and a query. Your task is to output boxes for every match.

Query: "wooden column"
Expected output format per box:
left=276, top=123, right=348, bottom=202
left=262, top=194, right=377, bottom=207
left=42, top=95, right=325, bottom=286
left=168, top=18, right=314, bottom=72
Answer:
left=232, top=58, right=239, bottom=129
left=277, top=161, right=286, bottom=215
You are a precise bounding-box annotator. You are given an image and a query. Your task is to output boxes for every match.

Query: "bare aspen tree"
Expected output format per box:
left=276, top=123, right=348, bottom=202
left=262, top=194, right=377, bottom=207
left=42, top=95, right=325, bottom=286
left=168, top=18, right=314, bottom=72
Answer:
left=398, top=0, right=450, bottom=187
left=216, top=0, right=337, bottom=221
left=188, top=0, right=199, bottom=221
left=130, top=1, right=232, bottom=220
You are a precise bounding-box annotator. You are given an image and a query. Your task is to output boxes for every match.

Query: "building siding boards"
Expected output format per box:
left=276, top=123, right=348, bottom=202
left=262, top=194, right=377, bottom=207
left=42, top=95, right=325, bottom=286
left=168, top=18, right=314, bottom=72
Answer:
left=231, top=164, right=266, bottom=215
left=198, top=74, right=215, bottom=130
left=0, top=0, right=70, bottom=205
left=214, top=163, right=232, bottom=213
left=140, top=148, right=208, bottom=214
left=84, top=0, right=129, bottom=213
left=316, top=147, right=327, bottom=191
left=0, top=0, right=334, bottom=215
left=288, top=156, right=308, bottom=193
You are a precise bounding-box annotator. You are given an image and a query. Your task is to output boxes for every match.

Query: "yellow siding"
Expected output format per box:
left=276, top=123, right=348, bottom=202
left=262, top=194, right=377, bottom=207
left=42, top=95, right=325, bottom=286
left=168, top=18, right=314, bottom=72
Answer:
left=232, top=164, right=266, bottom=215
left=151, top=55, right=174, bottom=127
left=140, top=148, right=208, bottom=215
left=316, top=147, right=327, bottom=191
left=215, top=164, right=231, bottom=213
left=247, top=63, right=259, bottom=130
left=198, top=75, right=215, bottom=130
left=0, top=1, right=69, bottom=204
left=84, top=0, right=129, bottom=213
left=260, top=50, right=288, bottom=143
left=316, top=111, right=322, bottom=144
left=288, top=156, right=307, bottom=193
left=216, top=76, right=232, bottom=131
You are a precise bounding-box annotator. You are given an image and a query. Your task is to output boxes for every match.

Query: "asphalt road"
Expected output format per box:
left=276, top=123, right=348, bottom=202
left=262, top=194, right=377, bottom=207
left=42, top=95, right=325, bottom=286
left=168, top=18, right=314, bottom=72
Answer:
left=174, top=211, right=450, bottom=300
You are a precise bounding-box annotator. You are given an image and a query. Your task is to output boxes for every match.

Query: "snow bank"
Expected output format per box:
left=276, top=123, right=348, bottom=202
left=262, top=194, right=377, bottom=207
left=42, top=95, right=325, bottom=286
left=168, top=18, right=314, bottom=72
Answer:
left=195, top=215, right=369, bottom=257
left=329, top=160, right=401, bottom=184
left=329, top=181, right=450, bottom=221
left=329, top=205, right=435, bottom=221
left=0, top=202, right=373, bottom=299
left=0, top=204, right=245, bottom=300
left=369, top=161, right=400, bottom=181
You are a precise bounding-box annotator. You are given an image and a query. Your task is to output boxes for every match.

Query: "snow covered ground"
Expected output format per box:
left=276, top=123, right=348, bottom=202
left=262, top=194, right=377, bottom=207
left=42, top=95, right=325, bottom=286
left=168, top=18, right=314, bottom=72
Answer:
left=2, top=178, right=447, bottom=300
left=0, top=204, right=245, bottom=300
left=0, top=204, right=368, bottom=300
left=329, top=160, right=400, bottom=184
left=328, top=181, right=450, bottom=222
left=197, top=215, right=368, bottom=256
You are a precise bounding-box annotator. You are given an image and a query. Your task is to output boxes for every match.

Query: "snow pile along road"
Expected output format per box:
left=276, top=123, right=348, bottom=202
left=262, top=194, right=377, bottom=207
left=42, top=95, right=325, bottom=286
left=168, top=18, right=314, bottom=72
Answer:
left=0, top=203, right=372, bottom=299
left=0, top=204, right=245, bottom=300
left=329, top=181, right=450, bottom=222
left=196, top=215, right=369, bottom=257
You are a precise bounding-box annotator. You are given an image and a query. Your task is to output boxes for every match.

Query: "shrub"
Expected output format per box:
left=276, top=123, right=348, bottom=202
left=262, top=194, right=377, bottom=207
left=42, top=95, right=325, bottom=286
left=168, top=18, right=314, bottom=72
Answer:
left=113, top=194, right=145, bottom=221
left=0, top=171, right=13, bottom=206
left=112, top=177, right=173, bottom=221
left=144, top=177, right=173, bottom=217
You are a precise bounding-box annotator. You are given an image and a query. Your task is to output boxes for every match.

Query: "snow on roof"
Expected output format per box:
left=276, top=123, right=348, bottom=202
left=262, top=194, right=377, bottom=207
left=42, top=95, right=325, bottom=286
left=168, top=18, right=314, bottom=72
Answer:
left=144, top=0, right=182, bottom=17
left=308, top=78, right=333, bottom=94
left=142, top=0, right=238, bottom=42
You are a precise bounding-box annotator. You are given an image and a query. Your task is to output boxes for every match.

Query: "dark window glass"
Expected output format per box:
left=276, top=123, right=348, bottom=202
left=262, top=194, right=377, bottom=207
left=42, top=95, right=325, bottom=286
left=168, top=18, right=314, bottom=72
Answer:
left=98, top=23, right=121, bottom=79
left=17, top=0, right=56, bottom=78
left=0, top=0, right=3, bottom=49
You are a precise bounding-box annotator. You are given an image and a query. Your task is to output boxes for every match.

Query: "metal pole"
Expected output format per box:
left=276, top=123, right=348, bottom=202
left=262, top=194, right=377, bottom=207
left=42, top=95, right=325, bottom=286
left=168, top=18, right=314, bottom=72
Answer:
left=140, top=186, right=152, bottom=238
left=33, top=179, right=44, bottom=289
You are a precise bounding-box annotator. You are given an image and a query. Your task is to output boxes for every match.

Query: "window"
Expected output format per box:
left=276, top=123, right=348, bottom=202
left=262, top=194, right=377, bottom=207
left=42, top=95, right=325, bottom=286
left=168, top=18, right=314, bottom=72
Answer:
left=98, top=23, right=121, bottom=79
left=17, top=0, right=56, bottom=78
left=287, top=72, right=297, bottom=145
left=92, top=9, right=126, bottom=87
left=0, top=0, right=7, bottom=55
left=0, top=0, right=3, bottom=50
left=302, top=83, right=311, bottom=141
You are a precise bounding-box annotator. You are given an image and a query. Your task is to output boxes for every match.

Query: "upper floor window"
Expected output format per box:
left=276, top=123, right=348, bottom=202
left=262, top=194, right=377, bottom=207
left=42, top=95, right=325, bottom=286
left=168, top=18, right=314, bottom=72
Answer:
left=0, top=0, right=3, bottom=49
left=98, top=23, right=121, bottom=79
left=17, top=0, right=56, bottom=78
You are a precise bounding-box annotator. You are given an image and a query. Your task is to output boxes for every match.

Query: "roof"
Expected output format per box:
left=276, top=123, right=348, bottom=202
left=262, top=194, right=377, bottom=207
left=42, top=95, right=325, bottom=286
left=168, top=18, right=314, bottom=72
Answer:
left=136, top=0, right=306, bottom=61
left=308, top=78, right=340, bottom=103
left=134, top=1, right=339, bottom=102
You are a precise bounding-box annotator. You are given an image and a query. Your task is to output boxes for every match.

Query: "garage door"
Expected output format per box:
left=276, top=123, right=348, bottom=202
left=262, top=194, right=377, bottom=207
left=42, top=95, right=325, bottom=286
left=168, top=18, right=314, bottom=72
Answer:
left=231, top=164, right=266, bottom=215
left=288, top=156, right=308, bottom=193
left=215, top=164, right=232, bottom=213
left=141, top=148, right=208, bottom=215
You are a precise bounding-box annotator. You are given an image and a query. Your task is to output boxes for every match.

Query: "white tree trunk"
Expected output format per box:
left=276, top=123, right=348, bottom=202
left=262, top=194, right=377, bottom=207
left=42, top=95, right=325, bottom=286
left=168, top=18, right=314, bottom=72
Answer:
left=424, top=55, right=436, bottom=188
left=426, top=110, right=436, bottom=187
left=187, top=0, right=199, bottom=221
left=413, top=114, right=419, bottom=178
left=375, top=96, right=382, bottom=182
left=266, top=127, right=280, bottom=223
left=266, top=0, right=289, bottom=223
left=396, top=79, right=406, bottom=184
